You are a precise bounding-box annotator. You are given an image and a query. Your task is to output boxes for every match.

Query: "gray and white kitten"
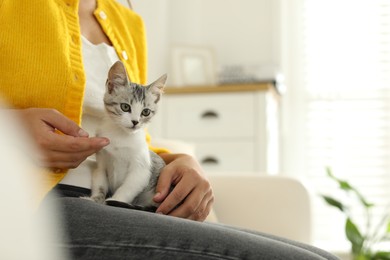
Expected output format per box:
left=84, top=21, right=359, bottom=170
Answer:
left=89, top=61, right=167, bottom=210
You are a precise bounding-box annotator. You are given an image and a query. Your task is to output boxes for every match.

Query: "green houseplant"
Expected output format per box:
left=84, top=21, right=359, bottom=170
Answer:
left=321, top=167, right=390, bottom=260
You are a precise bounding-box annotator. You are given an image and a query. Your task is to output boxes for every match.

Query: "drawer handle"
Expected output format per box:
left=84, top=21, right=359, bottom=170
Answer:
left=201, top=110, right=219, bottom=119
left=201, top=157, right=219, bottom=165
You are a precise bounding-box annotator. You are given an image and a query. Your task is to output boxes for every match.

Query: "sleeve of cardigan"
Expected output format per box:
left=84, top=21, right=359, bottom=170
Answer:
left=146, top=130, right=170, bottom=154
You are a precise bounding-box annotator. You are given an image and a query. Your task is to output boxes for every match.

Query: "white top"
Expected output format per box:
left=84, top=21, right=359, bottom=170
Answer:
left=60, top=36, right=120, bottom=188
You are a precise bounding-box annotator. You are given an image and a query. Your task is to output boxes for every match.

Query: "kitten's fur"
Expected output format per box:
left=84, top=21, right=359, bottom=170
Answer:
left=89, top=61, right=167, bottom=209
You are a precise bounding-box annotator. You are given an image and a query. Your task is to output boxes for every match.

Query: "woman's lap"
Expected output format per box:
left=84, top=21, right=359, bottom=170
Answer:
left=46, top=185, right=338, bottom=260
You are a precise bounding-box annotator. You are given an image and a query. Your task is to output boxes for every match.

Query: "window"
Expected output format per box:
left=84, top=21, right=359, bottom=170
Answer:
left=283, top=0, right=390, bottom=250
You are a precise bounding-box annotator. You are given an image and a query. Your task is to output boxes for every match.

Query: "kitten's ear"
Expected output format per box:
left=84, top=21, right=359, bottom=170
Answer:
left=106, top=61, right=129, bottom=94
left=148, top=74, right=167, bottom=103
left=149, top=74, right=167, bottom=94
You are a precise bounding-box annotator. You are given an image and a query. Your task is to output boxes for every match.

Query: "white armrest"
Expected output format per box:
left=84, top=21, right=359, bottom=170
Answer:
left=208, top=174, right=312, bottom=243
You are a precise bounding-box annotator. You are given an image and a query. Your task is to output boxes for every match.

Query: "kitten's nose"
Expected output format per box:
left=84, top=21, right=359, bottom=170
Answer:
left=132, top=120, right=139, bottom=126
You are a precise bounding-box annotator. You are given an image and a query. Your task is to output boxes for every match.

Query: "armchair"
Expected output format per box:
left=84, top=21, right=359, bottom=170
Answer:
left=151, top=138, right=312, bottom=244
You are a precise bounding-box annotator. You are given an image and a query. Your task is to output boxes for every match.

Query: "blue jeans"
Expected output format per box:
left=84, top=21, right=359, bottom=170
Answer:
left=46, top=184, right=338, bottom=260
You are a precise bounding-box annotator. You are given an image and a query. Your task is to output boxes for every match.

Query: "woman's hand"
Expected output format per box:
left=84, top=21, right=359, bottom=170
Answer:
left=153, top=153, right=214, bottom=221
left=16, top=108, right=109, bottom=170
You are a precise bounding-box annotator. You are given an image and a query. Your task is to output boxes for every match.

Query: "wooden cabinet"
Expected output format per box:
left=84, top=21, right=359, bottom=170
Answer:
left=149, top=83, right=280, bottom=174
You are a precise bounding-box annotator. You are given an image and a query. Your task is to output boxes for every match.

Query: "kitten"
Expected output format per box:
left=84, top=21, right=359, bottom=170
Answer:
left=89, top=61, right=167, bottom=211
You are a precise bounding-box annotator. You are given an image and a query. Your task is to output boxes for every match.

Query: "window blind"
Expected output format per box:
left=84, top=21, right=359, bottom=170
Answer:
left=292, top=0, right=390, bottom=249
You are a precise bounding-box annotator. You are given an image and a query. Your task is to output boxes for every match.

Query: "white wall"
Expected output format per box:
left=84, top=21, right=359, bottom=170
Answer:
left=127, top=0, right=171, bottom=82
left=124, top=0, right=281, bottom=83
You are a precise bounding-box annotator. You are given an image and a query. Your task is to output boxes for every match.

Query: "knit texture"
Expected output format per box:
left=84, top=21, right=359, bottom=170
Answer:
left=0, top=0, right=168, bottom=202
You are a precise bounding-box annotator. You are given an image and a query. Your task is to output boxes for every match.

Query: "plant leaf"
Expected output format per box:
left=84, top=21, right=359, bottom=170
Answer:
left=326, top=168, right=354, bottom=192
left=355, top=253, right=370, bottom=260
left=339, top=180, right=353, bottom=191
left=372, top=251, right=390, bottom=260
left=352, top=188, right=374, bottom=209
left=345, top=218, right=364, bottom=255
left=325, top=167, right=373, bottom=208
left=387, top=220, right=390, bottom=233
left=326, top=167, right=334, bottom=178
left=321, top=195, right=346, bottom=212
left=383, top=220, right=390, bottom=240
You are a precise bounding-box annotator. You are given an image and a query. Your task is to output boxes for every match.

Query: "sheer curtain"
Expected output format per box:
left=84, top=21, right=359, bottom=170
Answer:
left=282, top=0, right=390, bottom=250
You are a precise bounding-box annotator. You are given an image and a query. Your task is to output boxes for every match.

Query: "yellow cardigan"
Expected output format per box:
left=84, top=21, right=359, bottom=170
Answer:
left=0, top=0, right=167, bottom=201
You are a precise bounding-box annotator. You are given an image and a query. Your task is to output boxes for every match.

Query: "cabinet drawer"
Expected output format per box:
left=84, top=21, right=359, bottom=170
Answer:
left=195, top=141, right=255, bottom=172
left=163, top=92, right=255, bottom=139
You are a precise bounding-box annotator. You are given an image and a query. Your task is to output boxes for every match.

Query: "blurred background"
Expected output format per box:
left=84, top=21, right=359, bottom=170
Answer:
left=122, top=0, right=390, bottom=257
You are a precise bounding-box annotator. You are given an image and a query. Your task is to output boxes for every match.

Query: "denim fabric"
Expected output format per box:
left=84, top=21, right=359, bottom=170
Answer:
left=46, top=184, right=339, bottom=260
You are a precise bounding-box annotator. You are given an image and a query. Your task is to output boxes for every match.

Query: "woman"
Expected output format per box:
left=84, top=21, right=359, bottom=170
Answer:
left=0, top=0, right=337, bottom=259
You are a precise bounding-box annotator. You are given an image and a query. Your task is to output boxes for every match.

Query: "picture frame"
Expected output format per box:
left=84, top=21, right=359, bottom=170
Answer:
left=170, top=45, right=217, bottom=87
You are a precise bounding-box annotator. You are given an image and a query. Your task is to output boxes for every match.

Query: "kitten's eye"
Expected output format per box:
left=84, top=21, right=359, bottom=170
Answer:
left=120, top=103, right=131, bottom=112
left=141, top=108, right=151, bottom=117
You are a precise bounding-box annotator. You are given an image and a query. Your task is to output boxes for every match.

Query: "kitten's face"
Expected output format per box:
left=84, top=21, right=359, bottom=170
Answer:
left=104, top=61, right=167, bottom=133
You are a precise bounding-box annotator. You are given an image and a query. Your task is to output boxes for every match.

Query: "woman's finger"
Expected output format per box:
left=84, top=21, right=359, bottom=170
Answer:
left=40, top=147, right=100, bottom=169
left=170, top=180, right=212, bottom=220
left=153, top=164, right=180, bottom=204
left=44, top=134, right=109, bottom=153
left=168, top=185, right=204, bottom=219
left=38, top=108, right=89, bottom=137
left=188, top=188, right=214, bottom=221
left=156, top=176, right=195, bottom=215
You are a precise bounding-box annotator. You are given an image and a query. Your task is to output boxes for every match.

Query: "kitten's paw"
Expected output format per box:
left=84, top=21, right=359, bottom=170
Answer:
left=105, top=199, right=157, bottom=212
left=105, top=197, right=124, bottom=204
left=81, top=195, right=105, bottom=204
left=105, top=199, right=131, bottom=208
left=80, top=196, right=93, bottom=201
left=106, top=196, right=128, bottom=204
